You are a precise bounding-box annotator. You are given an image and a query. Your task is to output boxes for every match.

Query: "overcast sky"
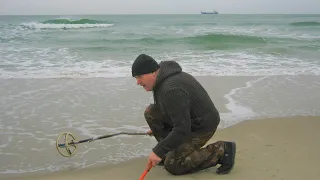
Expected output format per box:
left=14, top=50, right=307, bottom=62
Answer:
left=1, top=0, right=319, bottom=15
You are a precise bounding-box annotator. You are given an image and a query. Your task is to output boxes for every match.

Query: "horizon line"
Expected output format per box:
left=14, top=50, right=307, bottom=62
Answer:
left=1, top=13, right=319, bottom=16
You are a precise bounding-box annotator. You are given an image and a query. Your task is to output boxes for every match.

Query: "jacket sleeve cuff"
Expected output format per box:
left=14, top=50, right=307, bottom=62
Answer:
left=152, top=144, right=168, bottom=159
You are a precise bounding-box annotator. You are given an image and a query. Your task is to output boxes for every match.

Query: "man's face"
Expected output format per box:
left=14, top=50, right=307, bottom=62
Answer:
left=135, top=72, right=157, bottom=91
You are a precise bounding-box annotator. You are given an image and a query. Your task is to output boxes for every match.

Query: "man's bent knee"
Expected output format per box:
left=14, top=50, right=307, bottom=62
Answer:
left=164, top=158, right=190, bottom=175
left=164, top=164, right=187, bottom=175
left=144, top=104, right=155, bottom=123
left=144, top=104, right=163, bottom=123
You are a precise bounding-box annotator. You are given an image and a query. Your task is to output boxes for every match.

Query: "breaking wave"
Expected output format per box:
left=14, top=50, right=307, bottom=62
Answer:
left=21, top=18, right=114, bottom=29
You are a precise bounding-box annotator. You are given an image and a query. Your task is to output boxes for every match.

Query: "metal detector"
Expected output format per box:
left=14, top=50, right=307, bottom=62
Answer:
left=56, top=132, right=148, bottom=157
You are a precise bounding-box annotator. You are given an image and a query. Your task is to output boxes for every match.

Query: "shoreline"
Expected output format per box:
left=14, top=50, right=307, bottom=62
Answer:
left=2, top=115, right=319, bottom=180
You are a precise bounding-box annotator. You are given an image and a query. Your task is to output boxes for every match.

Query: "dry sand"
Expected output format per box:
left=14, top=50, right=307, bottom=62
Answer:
left=3, top=115, right=320, bottom=180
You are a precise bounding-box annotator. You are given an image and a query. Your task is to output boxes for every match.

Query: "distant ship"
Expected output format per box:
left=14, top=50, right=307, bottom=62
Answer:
left=201, top=9, right=218, bottom=14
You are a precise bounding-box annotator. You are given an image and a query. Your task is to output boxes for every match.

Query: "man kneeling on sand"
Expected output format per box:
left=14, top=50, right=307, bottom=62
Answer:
left=131, top=54, right=236, bottom=175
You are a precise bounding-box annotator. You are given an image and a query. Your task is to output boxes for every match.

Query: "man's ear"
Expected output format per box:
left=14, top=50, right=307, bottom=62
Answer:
left=152, top=72, right=157, bottom=77
left=152, top=69, right=159, bottom=77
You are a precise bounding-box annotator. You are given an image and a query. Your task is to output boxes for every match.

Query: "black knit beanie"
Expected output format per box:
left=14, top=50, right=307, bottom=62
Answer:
left=132, top=54, right=159, bottom=77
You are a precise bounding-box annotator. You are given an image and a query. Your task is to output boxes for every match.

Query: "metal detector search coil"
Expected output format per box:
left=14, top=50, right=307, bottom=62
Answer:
left=56, top=131, right=148, bottom=157
left=56, top=132, right=78, bottom=157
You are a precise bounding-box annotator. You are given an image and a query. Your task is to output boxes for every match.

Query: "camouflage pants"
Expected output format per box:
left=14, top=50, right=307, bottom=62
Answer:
left=144, top=104, right=225, bottom=175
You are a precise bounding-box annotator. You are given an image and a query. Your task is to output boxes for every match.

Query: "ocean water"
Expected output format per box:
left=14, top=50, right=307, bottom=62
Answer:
left=0, top=14, right=320, bottom=177
left=1, top=14, right=320, bottom=78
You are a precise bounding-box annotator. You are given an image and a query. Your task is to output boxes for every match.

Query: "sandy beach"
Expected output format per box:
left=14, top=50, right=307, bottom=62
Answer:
left=2, top=115, right=319, bottom=180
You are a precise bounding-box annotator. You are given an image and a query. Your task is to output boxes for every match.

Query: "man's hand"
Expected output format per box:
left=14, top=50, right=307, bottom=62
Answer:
left=147, top=151, right=162, bottom=168
left=146, top=129, right=153, bottom=136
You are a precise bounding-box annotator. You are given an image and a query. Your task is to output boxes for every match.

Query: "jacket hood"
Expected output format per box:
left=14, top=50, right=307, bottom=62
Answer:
left=154, top=61, right=182, bottom=89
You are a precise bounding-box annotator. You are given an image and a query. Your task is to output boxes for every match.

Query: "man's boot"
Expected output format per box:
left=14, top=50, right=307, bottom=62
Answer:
left=216, top=141, right=236, bottom=174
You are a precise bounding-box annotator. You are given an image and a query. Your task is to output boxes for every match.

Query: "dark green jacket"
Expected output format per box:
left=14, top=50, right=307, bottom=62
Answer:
left=152, top=61, right=220, bottom=159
